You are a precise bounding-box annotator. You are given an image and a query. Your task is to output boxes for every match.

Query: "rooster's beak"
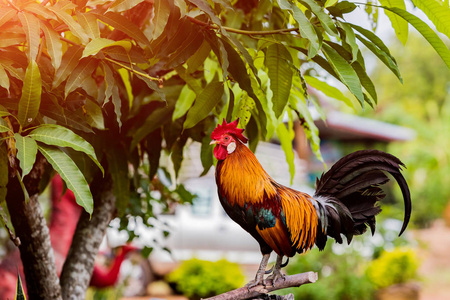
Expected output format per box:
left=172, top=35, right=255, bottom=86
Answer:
left=209, top=140, right=218, bottom=145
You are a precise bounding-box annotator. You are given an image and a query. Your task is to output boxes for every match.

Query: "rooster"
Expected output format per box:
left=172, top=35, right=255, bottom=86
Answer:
left=210, top=119, right=411, bottom=288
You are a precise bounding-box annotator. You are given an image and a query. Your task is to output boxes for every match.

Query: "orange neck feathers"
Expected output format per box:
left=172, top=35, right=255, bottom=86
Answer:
left=216, top=141, right=277, bottom=207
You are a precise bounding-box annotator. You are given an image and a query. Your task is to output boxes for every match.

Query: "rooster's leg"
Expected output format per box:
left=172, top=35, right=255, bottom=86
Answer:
left=266, top=255, right=286, bottom=285
left=246, top=253, right=270, bottom=290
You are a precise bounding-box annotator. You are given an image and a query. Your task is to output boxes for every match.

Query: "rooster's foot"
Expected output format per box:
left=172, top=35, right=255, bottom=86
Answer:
left=247, top=253, right=271, bottom=290
left=245, top=275, right=267, bottom=290
left=266, top=269, right=286, bottom=286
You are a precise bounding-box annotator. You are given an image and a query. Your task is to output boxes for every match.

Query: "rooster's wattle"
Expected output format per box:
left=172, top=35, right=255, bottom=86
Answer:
left=210, top=119, right=411, bottom=287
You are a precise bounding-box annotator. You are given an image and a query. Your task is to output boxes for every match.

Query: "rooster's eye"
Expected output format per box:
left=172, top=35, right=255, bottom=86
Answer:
left=224, top=136, right=229, bottom=141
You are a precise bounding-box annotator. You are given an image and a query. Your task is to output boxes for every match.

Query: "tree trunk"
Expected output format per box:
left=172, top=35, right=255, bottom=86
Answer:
left=6, top=157, right=62, bottom=300
left=60, top=172, right=116, bottom=300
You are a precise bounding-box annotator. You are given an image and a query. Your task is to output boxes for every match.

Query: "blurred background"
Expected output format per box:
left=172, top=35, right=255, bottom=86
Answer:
left=1, top=20, right=450, bottom=300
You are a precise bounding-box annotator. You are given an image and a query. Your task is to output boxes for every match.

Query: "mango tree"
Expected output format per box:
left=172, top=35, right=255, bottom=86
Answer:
left=0, top=0, right=449, bottom=299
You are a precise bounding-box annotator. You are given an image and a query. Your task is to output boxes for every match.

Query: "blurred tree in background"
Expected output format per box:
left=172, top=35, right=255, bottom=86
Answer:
left=366, top=32, right=450, bottom=227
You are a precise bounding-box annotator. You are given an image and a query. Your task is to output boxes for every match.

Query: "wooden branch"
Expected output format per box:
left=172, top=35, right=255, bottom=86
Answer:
left=60, top=171, right=116, bottom=300
left=187, top=16, right=300, bottom=36
left=6, top=155, right=62, bottom=299
left=205, top=272, right=318, bottom=300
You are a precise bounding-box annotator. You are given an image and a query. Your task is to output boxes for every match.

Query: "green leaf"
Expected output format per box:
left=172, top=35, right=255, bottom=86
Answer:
left=111, top=85, right=122, bottom=128
left=277, top=0, right=320, bottom=57
left=37, top=144, right=93, bottom=215
left=53, top=46, right=83, bottom=88
left=290, top=79, right=323, bottom=162
left=29, top=124, right=104, bottom=175
left=339, top=22, right=358, bottom=62
left=348, top=23, right=394, bottom=58
left=0, top=118, right=10, bottom=133
left=164, top=28, right=204, bottom=69
left=265, top=43, right=293, bottom=118
left=173, top=85, right=196, bottom=120
left=76, top=12, right=100, bottom=40
left=48, top=6, right=89, bottom=44
left=24, top=2, right=56, bottom=20
left=94, top=12, right=152, bottom=48
left=146, top=128, right=162, bottom=179
left=82, top=38, right=132, bottom=58
left=15, top=271, right=27, bottom=300
left=322, top=44, right=364, bottom=105
left=352, top=62, right=378, bottom=104
left=355, top=34, right=402, bottom=82
left=299, top=0, right=338, bottom=36
left=216, top=36, right=229, bottom=80
left=187, top=40, right=212, bottom=73
left=18, top=60, right=42, bottom=127
left=64, top=58, right=98, bottom=97
left=325, top=0, right=338, bottom=7
left=221, top=38, right=251, bottom=94
left=130, top=105, right=173, bottom=150
left=327, top=1, right=357, bottom=17
left=0, top=105, right=10, bottom=118
left=250, top=75, right=274, bottom=139
left=379, top=0, right=408, bottom=45
left=188, top=0, right=223, bottom=29
left=184, top=81, right=224, bottom=129
left=107, top=0, right=146, bottom=12
left=152, top=0, right=172, bottom=39
left=106, top=146, right=129, bottom=215
left=276, top=121, right=295, bottom=184
left=14, top=133, right=38, bottom=178
left=85, top=99, right=105, bottom=130
left=42, top=23, right=63, bottom=71
left=200, top=132, right=213, bottom=176
left=171, top=136, right=186, bottom=178
left=135, top=73, right=166, bottom=103
left=102, top=62, right=114, bottom=104
left=0, top=7, right=17, bottom=28
left=218, top=39, right=264, bottom=133
left=0, top=64, right=10, bottom=93
left=234, top=93, right=255, bottom=127
left=18, top=11, right=40, bottom=62
left=383, top=6, right=450, bottom=69
left=226, top=35, right=260, bottom=83
left=40, top=106, right=94, bottom=133
left=304, top=75, right=354, bottom=108
left=412, top=0, right=450, bottom=41
left=0, top=33, right=25, bottom=48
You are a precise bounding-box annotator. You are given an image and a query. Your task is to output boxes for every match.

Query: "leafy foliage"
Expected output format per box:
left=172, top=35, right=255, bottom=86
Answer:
left=281, top=244, right=375, bottom=300
left=167, top=258, right=245, bottom=299
left=0, top=0, right=448, bottom=214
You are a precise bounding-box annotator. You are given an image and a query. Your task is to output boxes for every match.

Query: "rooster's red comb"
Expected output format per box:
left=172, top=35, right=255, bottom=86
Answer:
left=211, top=118, right=248, bottom=143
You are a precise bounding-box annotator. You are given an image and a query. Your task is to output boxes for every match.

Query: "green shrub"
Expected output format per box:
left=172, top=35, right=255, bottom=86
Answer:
left=280, top=245, right=375, bottom=300
left=167, top=258, right=245, bottom=299
left=366, top=247, right=419, bottom=289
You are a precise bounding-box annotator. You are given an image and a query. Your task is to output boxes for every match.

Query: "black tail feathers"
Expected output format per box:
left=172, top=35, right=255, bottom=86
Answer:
left=313, top=150, right=412, bottom=250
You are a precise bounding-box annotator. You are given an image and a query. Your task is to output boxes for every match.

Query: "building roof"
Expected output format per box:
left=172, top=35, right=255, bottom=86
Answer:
left=314, top=111, right=416, bottom=142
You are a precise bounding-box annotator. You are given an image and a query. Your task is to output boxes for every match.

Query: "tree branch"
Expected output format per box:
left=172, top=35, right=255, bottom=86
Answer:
left=187, top=16, right=300, bottom=36
left=6, top=155, right=62, bottom=300
left=205, top=272, right=318, bottom=300
left=60, top=171, right=116, bottom=300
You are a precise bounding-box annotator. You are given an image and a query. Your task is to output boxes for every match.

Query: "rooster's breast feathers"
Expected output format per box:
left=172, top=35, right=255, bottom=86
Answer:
left=216, top=142, right=319, bottom=257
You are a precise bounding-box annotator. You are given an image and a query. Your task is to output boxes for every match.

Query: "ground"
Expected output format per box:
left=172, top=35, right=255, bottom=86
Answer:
left=413, top=220, right=450, bottom=300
